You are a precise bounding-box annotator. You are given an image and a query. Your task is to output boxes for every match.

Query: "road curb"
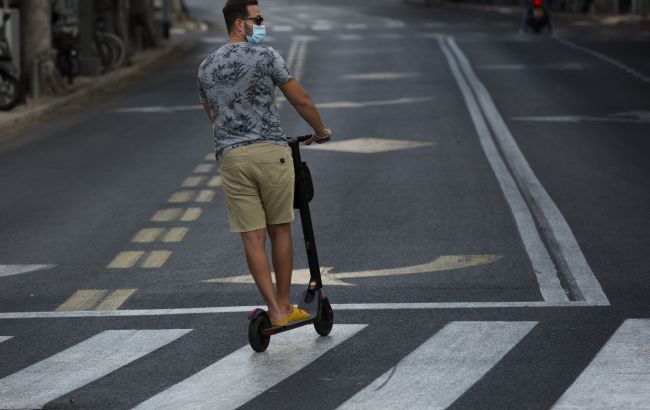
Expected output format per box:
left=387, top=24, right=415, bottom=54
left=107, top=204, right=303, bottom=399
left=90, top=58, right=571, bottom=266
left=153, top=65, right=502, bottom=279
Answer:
left=0, top=39, right=194, bottom=140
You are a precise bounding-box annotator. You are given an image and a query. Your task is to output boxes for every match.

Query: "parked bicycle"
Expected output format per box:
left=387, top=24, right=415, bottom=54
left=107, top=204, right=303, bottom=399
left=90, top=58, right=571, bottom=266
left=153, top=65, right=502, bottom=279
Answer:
left=53, top=16, right=126, bottom=81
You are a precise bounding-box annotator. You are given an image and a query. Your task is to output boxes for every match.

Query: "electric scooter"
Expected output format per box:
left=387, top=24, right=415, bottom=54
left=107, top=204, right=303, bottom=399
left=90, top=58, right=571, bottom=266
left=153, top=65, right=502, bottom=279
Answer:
left=248, top=134, right=334, bottom=352
left=522, top=0, right=553, bottom=34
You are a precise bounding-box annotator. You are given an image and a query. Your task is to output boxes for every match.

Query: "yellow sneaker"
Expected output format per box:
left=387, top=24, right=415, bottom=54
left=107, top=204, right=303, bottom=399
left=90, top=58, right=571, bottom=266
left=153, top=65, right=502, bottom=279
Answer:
left=283, top=305, right=311, bottom=322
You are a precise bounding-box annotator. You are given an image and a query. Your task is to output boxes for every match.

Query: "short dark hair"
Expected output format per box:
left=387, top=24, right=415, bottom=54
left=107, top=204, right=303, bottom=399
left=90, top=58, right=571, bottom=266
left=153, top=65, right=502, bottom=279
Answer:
left=223, top=0, right=259, bottom=33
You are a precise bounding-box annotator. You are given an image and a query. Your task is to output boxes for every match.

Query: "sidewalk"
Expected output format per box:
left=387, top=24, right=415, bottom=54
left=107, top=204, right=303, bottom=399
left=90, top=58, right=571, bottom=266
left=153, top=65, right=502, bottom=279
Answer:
left=442, top=1, right=650, bottom=26
left=0, top=38, right=193, bottom=141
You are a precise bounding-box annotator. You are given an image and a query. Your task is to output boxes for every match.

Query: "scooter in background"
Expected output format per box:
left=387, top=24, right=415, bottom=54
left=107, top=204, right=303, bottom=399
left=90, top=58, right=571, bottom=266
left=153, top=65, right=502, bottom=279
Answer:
left=522, top=0, right=553, bottom=34
left=0, top=10, right=22, bottom=111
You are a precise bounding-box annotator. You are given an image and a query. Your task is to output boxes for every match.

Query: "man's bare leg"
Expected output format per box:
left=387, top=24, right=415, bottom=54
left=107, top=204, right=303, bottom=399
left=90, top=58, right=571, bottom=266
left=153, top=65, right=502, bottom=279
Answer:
left=267, top=222, right=293, bottom=316
left=241, top=228, right=283, bottom=323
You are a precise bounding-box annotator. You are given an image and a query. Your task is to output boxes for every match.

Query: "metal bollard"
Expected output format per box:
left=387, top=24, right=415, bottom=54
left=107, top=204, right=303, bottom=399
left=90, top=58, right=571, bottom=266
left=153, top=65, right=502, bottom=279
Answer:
left=31, top=58, right=41, bottom=100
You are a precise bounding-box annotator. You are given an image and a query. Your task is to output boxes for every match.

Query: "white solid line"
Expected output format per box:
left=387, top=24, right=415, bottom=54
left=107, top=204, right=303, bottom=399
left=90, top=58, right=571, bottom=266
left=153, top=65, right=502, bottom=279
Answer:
left=0, top=329, right=191, bottom=409
left=554, top=37, right=650, bottom=84
left=338, top=321, right=537, bottom=410
left=316, top=97, right=434, bottom=109
left=132, top=325, right=365, bottom=410
left=552, top=319, right=650, bottom=409
left=445, top=36, right=609, bottom=306
left=438, top=37, right=568, bottom=303
left=0, top=301, right=603, bottom=320
left=0, top=265, right=55, bottom=278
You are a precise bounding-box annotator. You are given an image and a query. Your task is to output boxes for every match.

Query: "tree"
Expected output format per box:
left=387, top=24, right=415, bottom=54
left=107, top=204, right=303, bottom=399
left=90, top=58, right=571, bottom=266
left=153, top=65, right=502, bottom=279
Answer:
left=21, top=0, right=67, bottom=95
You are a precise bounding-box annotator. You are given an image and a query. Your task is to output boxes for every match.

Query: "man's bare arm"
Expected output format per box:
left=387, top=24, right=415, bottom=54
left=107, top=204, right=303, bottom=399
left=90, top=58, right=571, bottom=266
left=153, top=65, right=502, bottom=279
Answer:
left=201, top=101, right=213, bottom=123
left=279, top=79, right=331, bottom=143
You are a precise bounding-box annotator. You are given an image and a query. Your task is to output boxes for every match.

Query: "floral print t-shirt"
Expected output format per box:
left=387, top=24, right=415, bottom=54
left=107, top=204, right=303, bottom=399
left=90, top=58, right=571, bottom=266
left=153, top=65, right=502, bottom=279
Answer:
left=197, top=42, right=295, bottom=162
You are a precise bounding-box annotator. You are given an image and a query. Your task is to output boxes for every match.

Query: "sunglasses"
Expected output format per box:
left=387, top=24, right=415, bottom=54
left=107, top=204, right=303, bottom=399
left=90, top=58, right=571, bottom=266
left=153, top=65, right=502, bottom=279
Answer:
left=244, top=15, right=264, bottom=26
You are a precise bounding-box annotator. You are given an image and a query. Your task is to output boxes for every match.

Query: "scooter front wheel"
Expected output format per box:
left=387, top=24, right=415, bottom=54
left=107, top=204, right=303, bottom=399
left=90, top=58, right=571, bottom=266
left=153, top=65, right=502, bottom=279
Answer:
left=314, top=297, right=334, bottom=336
left=248, top=312, right=271, bottom=352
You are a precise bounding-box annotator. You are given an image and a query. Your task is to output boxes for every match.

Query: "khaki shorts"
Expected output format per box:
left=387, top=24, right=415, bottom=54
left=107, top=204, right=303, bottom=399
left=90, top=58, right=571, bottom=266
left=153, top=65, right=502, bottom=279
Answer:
left=219, top=143, right=295, bottom=232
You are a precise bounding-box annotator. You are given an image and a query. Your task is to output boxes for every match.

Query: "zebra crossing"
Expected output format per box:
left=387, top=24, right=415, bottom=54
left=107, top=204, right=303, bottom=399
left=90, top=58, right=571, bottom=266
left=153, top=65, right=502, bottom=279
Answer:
left=0, top=319, right=647, bottom=409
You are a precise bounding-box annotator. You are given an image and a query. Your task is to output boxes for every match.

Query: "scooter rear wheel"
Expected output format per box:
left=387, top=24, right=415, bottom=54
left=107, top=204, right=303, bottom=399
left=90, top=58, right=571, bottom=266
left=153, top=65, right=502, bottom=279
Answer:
left=248, top=314, right=271, bottom=352
left=314, top=297, right=334, bottom=336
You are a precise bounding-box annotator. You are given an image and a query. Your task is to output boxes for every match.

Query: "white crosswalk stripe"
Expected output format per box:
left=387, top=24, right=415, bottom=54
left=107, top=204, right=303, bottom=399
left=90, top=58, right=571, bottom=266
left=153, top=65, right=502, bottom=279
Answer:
left=0, top=320, right=647, bottom=409
left=552, top=319, right=650, bottom=409
left=132, top=324, right=366, bottom=410
left=0, top=329, right=191, bottom=409
left=337, top=321, right=537, bottom=410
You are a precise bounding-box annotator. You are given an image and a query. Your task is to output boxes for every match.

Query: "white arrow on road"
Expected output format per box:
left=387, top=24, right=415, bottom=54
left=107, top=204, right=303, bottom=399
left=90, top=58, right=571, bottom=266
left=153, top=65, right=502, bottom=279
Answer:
left=201, top=255, right=500, bottom=286
left=0, top=265, right=55, bottom=278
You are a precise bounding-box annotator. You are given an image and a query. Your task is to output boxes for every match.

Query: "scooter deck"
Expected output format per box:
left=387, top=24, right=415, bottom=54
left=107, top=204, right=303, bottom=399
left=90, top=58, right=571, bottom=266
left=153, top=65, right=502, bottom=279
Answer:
left=265, top=317, right=315, bottom=336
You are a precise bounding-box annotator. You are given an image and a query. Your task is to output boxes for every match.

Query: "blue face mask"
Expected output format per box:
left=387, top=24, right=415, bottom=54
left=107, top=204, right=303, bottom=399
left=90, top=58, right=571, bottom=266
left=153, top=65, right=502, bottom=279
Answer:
left=246, top=24, right=266, bottom=45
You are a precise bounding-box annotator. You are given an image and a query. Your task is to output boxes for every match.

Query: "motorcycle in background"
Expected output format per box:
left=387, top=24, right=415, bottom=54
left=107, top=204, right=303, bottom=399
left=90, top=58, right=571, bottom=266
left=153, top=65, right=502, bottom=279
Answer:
left=522, top=0, right=553, bottom=34
left=0, top=10, right=22, bottom=111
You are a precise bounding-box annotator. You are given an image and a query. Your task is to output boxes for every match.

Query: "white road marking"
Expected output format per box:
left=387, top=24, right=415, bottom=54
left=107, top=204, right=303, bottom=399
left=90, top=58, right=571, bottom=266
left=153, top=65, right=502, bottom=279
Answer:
left=552, top=319, right=650, bottom=409
left=554, top=37, right=650, bottom=83
left=0, top=329, right=191, bottom=409
left=0, top=301, right=598, bottom=319
left=345, top=23, right=367, bottom=30
left=439, top=37, right=567, bottom=304
left=337, top=34, right=363, bottom=41
left=271, top=25, right=293, bottom=32
left=0, top=265, right=55, bottom=278
left=338, top=321, right=536, bottom=410
left=477, top=62, right=590, bottom=71
left=513, top=110, right=650, bottom=124
left=303, top=137, right=433, bottom=154
left=375, top=33, right=404, bottom=40
left=199, top=36, right=227, bottom=44
left=312, top=20, right=332, bottom=31
left=278, top=36, right=315, bottom=109
left=316, top=96, right=434, bottom=109
left=0, top=336, right=12, bottom=344
left=132, top=325, right=365, bottom=410
left=340, top=72, right=421, bottom=80
left=202, top=255, right=500, bottom=286
left=382, top=18, right=406, bottom=29
left=115, top=105, right=199, bottom=113
left=445, top=36, right=609, bottom=305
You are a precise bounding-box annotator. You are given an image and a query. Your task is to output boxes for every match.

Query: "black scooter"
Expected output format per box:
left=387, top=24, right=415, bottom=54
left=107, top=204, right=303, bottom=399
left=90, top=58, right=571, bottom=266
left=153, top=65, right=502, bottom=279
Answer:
left=248, top=134, right=334, bottom=352
left=0, top=10, right=23, bottom=111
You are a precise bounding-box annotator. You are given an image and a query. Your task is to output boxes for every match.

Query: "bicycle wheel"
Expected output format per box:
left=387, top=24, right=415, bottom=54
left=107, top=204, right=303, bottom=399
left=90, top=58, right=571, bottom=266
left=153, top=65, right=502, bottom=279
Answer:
left=0, top=70, right=23, bottom=111
left=102, top=33, right=126, bottom=70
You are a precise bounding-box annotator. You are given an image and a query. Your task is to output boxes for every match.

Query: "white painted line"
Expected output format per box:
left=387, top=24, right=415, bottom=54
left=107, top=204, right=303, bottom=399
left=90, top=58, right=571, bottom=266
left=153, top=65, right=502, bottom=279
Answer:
left=382, top=18, right=406, bottom=29
left=552, top=319, right=650, bottom=409
left=345, top=23, right=367, bottom=30
left=168, top=190, right=195, bottom=203
left=554, top=37, right=650, bottom=84
left=180, top=207, right=203, bottom=222
left=0, top=336, right=12, bottom=344
left=271, top=25, right=293, bottom=32
left=0, top=329, right=191, bottom=409
left=0, top=265, right=55, bottom=278
left=439, top=37, right=568, bottom=303
left=375, top=33, right=404, bottom=40
left=151, top=208, right=183, bottom=222
left=194, top=164, right=215, bottom=173
left=0, top=301, right=601, bottom=320
left=278, top=36, right=313, bottom=109
left=316, top=97, right=434, bottom=109
left=513, top=111, right=650, bottom=124
left=445, top=36, right=609, bottom=305
left=338, top=321, right=536, bottom=409
left=195, top=189, right=215, bottom=203
left=132, top=325, right=365, bottom=410
left=337, top=34, right=363, bottom=41
left=340, top=72, right=421, bottom=80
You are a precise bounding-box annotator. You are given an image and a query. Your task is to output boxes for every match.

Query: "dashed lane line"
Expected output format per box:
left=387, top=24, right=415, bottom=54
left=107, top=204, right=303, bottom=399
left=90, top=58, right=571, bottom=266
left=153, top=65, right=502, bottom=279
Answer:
left=167, top=190, right=216, bottom=204
left=107, top=251, right=145, bottom=269
left=182, top=176, right=207, bottom=187
left=56, top=289, right=137, bottom=311
left=207, top=175, right=223, bottom=187
left=195, top=189, right=216, bottom=203
left=140, top=250, right=172, bottom=269
left=131, top=228, right=165, bottom=243
left=161, top=227, right=189, bottom=243
left=150, top=208, right=203, bottom=222
left=193, top=164, right=216, bottom=173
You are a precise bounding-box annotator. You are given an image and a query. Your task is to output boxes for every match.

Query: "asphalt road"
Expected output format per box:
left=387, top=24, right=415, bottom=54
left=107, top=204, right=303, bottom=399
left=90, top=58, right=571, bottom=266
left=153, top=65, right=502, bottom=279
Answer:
left=0, top=0, right=649, bottom=409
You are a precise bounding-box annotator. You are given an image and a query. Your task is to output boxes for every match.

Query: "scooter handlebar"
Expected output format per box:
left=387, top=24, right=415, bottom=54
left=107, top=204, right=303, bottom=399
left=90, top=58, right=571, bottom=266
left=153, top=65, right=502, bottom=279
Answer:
left=291, top=134, right=316, bottom=143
